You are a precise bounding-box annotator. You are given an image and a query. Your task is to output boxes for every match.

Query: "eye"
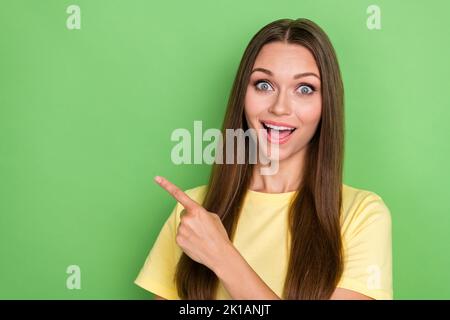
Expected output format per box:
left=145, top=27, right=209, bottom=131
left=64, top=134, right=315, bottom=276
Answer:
left=254, top=80, right=274, bottom=92
left=297, top=84, right=315, bottom=95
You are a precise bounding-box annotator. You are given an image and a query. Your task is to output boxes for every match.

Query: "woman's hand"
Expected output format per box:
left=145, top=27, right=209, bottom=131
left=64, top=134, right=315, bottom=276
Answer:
left=154, top=176, right=232, bottom=273
left=154, top=175, right=281, bottom=299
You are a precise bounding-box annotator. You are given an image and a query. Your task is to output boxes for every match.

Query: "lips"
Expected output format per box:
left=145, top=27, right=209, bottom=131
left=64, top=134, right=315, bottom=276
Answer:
left=260, top=120, right=297, bottom=144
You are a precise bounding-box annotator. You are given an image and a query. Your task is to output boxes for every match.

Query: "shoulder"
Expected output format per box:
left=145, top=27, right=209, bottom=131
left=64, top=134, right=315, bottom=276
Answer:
left=341, top=184, right=392, bottom=234
left=184, top=184, right=208, bottom=204
left=338, top=184, right=393, bottom=299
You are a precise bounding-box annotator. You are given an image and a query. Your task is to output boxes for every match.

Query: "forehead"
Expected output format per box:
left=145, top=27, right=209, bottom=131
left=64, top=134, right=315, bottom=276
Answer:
left=253, top=42, right=319, bottom=75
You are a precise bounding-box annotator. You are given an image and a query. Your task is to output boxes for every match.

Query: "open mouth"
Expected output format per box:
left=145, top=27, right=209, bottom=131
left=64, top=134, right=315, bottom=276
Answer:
left=260, top=120, right=297, bottom=144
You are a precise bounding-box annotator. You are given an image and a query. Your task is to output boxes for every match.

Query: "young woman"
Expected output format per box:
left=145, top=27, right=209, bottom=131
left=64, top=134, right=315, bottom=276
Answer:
left=135, top=18, right=392, bottom=300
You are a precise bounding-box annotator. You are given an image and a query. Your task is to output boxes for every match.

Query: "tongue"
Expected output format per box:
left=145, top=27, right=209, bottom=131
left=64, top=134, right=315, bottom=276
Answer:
left=268, top=129, right=291, bottom=140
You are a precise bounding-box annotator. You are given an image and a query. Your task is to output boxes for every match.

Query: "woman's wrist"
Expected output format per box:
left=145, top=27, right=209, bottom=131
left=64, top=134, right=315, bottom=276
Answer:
left=211, top=241, right=240, bottom=280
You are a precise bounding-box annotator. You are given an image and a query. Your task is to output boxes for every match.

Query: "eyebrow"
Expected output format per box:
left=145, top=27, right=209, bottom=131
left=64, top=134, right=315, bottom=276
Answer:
left=251, top=67, right=320, bottom=80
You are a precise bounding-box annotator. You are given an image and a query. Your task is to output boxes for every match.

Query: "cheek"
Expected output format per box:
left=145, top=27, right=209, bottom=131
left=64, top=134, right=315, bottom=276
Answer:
left=244, top=88, right=270, bottom=119
left=293, top=97, right=322, bottom=126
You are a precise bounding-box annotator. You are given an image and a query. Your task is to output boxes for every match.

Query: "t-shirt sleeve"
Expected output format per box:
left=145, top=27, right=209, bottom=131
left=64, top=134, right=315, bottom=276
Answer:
left=337, top=192, right=393, bottom=300
left=134, top=201, right=183, bottom=300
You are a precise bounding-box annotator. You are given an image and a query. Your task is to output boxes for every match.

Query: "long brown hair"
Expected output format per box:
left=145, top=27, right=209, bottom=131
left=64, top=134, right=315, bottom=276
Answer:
left=175, top=18, right=345, bottom=300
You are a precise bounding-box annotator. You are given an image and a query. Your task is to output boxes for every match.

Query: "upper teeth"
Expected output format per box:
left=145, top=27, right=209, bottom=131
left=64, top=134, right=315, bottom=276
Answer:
left=264, top=123, right=295, bottom=131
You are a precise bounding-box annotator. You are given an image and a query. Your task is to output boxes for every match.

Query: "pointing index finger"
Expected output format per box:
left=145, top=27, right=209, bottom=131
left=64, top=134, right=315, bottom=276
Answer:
left=154, top=176, right=200, bottom=211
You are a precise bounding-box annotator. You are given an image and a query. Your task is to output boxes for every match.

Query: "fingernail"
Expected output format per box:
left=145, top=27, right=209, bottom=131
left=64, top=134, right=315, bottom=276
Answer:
left=154, top=176, right=162, bottom=183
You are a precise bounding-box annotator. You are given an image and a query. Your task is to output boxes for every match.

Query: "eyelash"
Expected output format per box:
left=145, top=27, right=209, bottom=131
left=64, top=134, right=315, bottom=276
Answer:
left=253, top=79, right=316, bottom=95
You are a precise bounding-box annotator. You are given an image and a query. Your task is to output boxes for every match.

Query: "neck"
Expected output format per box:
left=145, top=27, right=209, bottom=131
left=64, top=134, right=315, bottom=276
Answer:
left=249, top=147, right=306, bottom=193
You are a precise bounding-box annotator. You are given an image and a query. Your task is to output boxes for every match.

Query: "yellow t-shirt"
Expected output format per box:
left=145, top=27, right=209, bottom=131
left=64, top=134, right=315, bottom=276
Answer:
left=134, top=183, right=393, bottom=300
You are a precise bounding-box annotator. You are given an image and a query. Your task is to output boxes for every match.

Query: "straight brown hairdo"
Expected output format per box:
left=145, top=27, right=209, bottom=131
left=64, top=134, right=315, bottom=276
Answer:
left=175, top=18, right=345, bottom=300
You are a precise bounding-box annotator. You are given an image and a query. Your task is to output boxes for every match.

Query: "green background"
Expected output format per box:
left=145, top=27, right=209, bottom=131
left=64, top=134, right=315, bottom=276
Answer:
left=1, top=0, right=449, bottom=299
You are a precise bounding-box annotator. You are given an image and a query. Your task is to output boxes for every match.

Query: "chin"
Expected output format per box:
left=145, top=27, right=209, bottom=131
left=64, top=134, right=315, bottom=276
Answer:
left=258, top=145, right=293, bottom=163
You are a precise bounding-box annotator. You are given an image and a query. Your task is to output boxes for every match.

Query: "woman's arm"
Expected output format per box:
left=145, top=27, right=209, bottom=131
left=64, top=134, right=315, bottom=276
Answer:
left=214, top=242, right=373, bottom=300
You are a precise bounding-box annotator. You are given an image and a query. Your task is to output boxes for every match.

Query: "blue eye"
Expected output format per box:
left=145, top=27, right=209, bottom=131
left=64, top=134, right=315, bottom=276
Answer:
left=298, top=85, right=314, bottom=95
left=255, top=80, right=274, bottom=91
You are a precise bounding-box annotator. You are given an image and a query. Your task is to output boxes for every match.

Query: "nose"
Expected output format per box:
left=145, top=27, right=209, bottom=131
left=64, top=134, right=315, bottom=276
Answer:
left=268, top=89, right=292, bottom=116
